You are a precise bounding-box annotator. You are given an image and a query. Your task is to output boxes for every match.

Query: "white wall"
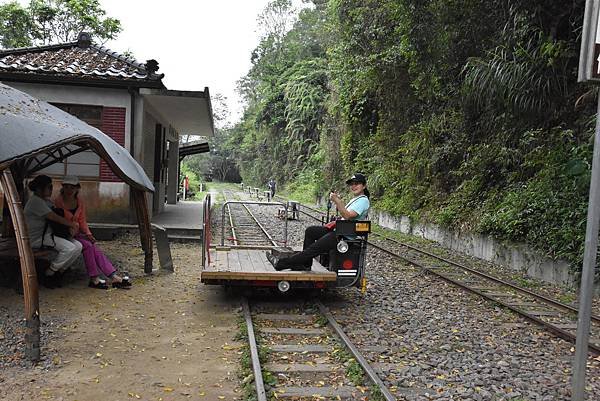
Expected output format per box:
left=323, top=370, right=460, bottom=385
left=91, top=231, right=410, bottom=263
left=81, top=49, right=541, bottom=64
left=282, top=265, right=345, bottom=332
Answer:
left=3, top=81, right=136, bottom=223
left=142, top=99, right=174, bottom=214
left=4, top=82, right=132, bottom=150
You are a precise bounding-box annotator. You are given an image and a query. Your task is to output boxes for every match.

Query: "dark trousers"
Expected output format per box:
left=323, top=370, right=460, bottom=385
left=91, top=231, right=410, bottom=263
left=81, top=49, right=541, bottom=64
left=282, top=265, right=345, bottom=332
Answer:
left=277, top=225, right=337, bottom=269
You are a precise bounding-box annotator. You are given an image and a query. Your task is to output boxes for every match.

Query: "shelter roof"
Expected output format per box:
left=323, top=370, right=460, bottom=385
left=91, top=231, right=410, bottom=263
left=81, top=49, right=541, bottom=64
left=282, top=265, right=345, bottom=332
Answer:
left=0, top=33, right=164, bottom=88
left=179, top=140, right=210, bottom=160
left=0, top=82, right=153, bottom=192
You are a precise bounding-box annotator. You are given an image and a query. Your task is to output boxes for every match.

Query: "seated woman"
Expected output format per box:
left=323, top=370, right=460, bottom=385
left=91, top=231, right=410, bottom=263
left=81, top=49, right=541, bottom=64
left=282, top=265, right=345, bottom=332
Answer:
left=53, top=176, right=132, bottom=289
left=267, top=173, right=370, bottom=271
left=24, top=175, right=83, bottom=287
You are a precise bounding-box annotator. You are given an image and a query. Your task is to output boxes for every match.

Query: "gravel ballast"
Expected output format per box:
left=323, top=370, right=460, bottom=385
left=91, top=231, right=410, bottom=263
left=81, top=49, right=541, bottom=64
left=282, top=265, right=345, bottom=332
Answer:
left=232, top=190, right=600, bottom=401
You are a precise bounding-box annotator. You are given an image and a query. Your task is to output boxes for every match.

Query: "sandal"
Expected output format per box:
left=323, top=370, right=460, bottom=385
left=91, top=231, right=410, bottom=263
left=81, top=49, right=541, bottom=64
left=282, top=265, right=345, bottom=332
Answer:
left=112, top=279, right=131, bottom=289
left=89, top=279, right=109, bottom=290
left=111, top=274, right=132, bottom=289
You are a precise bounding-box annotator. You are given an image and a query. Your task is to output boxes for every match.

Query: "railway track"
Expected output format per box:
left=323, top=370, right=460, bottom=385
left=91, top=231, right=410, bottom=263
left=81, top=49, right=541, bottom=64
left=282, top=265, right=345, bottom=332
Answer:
left=222, top=190, right=278, bottom=247
left=219, top=191, right=396, bottom=399
left=271, top=191, right=600, bottom=353
left=242, top=298, right=396, bottom=401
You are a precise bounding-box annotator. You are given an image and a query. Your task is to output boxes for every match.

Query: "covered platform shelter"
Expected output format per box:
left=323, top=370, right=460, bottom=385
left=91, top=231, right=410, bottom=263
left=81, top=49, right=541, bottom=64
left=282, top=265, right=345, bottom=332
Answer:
left=0, top=83, right=155, bottom=362
left=139, top=88, right=213, bottom=206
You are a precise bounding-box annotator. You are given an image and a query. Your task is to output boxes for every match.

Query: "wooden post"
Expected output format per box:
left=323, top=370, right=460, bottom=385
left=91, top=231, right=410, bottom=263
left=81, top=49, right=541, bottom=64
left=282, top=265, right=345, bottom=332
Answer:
left=0, top=169, right=40, bottom=362
left=133, top=189, right=153, bottom=274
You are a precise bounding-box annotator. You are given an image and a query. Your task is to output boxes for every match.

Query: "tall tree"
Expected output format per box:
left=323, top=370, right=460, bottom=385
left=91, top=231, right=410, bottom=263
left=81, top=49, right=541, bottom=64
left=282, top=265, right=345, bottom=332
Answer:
left=0, top=0, right=121, bottom=49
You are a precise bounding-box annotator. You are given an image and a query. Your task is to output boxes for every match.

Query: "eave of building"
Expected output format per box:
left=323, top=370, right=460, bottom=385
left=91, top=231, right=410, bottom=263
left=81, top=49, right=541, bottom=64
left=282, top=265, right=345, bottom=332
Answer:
left=0, top=72, right=166, bottom=89
left=179, top=140, right=210, bottom=160
left=139, top=88, right=215, bottom=137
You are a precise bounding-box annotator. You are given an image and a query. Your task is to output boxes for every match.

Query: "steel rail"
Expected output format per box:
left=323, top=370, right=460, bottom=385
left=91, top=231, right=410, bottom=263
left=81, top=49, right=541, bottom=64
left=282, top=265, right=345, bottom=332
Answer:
left=240, top=203, right=279, bottom=247
left=317, top=301, right=397, bottom=401
left=370, top=232, right=600, bottom=324
left=220, top=200, right=288, bottom=246
left=366, top=240, right=600, bottom=354
left=222, top=191, right=240, bottom=245
left=297, top=199, right=600, bottom=325
left=226, top=205, right=239, bottom=245
left=246, top=296, right=397, bottom=400
left=270, top=194, right=600, bottom=352
left=242, top=297, right=267, bottom=401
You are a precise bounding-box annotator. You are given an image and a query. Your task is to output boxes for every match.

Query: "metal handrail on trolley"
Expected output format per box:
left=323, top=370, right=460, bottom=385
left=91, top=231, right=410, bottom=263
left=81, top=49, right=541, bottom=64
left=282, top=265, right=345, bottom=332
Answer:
left=220, top=200, right=289, bottom=247
left=202, top=193, right=211, bottom=267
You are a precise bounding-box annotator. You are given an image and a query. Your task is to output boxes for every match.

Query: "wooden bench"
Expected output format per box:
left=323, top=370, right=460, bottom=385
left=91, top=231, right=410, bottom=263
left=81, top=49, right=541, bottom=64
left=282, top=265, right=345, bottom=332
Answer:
left=0, top=237, right=56, bottom=292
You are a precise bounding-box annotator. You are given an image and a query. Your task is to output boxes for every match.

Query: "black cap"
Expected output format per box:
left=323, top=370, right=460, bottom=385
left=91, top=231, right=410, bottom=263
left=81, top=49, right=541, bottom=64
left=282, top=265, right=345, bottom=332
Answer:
left=345, top=173, right=367, bottom=185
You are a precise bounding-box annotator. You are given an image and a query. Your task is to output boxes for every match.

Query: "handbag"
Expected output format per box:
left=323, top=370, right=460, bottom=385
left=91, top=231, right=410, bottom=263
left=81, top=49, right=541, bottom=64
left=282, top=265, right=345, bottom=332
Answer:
left=41, top=208, right=72, bottom=249
left=49, top=208, right=73, bottom=239
left=324, top=220, right=337, bottom=231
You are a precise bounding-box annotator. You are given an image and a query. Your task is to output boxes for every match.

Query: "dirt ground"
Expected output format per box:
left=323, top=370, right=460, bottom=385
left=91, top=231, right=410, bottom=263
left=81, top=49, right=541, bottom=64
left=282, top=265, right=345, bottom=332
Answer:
left=0, top=234, right=242, bottom=401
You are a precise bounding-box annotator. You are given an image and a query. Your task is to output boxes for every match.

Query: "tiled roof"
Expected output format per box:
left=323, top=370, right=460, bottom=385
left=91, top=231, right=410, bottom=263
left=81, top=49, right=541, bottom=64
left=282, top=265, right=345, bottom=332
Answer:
left=0, top=41, right=164, bottom=84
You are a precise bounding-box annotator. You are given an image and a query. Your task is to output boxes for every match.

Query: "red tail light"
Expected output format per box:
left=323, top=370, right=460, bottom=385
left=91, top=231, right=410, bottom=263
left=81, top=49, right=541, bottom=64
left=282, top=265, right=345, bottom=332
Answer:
left=342, top=260, right=353, bottom=269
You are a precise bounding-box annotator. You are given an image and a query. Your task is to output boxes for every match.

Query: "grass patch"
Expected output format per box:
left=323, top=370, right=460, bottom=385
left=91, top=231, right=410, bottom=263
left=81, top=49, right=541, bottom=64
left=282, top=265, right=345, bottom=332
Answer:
left=314, top=314, right=328, bottom=327
left=370, top=384, right=385, bottom=401
left=332, top=345, right=364, bottom=386
left=558, top=293, right=576, bottom=304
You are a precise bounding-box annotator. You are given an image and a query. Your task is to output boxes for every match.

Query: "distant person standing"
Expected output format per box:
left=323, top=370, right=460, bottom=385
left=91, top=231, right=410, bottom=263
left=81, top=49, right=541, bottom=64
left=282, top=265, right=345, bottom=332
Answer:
left=268, top=178, right=276, bottom=197
left=183, top=175, right=189, bottom=199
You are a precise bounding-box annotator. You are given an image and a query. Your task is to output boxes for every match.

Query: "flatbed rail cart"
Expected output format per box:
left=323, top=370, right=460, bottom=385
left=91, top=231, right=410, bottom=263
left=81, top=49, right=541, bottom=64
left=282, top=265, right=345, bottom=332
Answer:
left=200, top=194, right=371, bottom=292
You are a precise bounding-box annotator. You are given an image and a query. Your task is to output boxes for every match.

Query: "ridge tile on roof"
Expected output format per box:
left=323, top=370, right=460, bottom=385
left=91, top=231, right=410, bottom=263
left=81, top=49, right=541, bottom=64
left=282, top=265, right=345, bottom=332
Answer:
left=0, top=41, right=164, bottom=83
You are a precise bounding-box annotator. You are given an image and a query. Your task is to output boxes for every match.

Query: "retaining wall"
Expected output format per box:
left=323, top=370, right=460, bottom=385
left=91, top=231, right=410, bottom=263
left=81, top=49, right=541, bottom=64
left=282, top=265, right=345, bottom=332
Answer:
left=370, top=209, right=598, bottom=292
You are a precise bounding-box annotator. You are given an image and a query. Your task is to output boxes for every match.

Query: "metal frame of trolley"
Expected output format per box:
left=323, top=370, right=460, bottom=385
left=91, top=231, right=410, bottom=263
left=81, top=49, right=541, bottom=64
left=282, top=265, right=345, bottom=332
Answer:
left=199, top=193, right=371, bottom=293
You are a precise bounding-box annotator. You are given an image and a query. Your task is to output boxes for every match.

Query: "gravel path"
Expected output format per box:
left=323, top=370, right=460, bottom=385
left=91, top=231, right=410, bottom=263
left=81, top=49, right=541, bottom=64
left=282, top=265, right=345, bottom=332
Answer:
left=0, top=233, right=242, bottom=401
left=229, top=188, right=600, bottom=401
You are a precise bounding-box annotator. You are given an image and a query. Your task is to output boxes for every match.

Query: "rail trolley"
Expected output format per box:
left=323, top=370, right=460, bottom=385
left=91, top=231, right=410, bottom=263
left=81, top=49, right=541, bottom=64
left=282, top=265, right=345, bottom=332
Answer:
left=200, top=194, right=371, bottom=293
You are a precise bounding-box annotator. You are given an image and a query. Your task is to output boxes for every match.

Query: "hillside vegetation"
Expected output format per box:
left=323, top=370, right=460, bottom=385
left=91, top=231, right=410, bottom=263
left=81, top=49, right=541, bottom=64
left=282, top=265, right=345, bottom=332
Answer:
left=223, top=0, right=594, bottom=270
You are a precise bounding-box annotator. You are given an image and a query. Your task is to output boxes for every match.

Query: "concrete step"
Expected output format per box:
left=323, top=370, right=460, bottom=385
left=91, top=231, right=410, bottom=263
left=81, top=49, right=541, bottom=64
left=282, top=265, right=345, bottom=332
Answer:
left=167, top=234, right=202, bottom=243
left=262, top=327, right=325, bottom=335
left=267, top=363, right=339, bottom=373
left=271, top=386, right=359, bottom=399
left=270, top=344, right=332, bottom=353
left=164, top=227, right=203, bottom=238
left=255, top=313, right=314, bottom=321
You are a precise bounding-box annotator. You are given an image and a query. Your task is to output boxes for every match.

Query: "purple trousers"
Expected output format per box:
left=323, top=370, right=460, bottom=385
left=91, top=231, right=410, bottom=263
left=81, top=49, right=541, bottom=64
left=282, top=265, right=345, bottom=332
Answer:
left=75, top=234, right=116, bottom=278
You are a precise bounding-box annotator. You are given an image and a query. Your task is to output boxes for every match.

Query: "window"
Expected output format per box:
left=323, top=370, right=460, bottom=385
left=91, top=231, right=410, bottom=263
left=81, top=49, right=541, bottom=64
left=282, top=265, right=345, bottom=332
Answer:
left=41, top=103, right=103, bottom=179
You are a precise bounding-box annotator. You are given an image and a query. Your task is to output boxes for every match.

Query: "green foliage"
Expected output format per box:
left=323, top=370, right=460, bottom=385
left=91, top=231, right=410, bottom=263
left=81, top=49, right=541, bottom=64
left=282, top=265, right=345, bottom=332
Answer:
left=283, top=167, right=321, bottom=204
left=463, top=12, right=571, bottom=119
left=0, top=2, right=33, bottom=48
left=0, top=0, right=122, bottom=48
left=234, top=0, right=595, bottom=270
left=332, top=344, right=364, bottom=386
left=179, top=161, right=203, bottom=199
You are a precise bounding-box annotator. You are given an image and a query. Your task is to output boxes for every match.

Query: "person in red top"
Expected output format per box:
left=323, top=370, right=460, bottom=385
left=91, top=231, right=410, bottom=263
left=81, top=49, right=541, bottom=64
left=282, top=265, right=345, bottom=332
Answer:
left=54, top=176, right=131, bottom=289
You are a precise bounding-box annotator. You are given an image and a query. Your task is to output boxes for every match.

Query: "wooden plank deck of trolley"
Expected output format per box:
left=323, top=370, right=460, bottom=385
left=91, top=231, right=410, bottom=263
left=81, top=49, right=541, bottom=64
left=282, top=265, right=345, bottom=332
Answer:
left=201, top=246, right=336, bottom=283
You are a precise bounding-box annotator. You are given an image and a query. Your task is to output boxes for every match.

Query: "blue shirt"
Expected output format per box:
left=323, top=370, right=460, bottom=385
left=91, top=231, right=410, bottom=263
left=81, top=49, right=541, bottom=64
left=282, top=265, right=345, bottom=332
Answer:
left=345, top=195, right=370, bottom=220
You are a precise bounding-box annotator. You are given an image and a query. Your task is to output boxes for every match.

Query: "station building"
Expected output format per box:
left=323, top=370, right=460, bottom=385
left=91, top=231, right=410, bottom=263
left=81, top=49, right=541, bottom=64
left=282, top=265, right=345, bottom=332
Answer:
left=0, top=33, right=214, bottom=223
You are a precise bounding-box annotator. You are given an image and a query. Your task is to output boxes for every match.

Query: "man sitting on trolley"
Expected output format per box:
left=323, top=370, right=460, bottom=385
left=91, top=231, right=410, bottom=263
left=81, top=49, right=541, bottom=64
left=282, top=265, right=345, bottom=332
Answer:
left=267, top=173, right=370, bottom=271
